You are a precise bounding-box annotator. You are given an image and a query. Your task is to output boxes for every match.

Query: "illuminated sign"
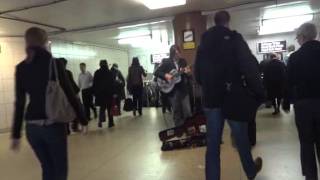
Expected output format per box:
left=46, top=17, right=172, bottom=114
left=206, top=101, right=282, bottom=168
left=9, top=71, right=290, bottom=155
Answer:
left=151, top=53, right=169, bottom=64
left=258, top=41, right=287, bottom=54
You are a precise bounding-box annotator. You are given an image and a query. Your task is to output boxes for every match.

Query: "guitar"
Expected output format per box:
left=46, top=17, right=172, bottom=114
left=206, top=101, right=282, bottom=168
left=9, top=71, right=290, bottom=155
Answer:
left=157, top=69, right=182, bottom=93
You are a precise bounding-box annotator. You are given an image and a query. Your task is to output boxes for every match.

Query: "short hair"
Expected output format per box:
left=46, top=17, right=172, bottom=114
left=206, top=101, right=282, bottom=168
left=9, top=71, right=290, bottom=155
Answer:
left=80, top=63, right=86, bottom=66
left=100, top=60, right=108, bottom=68
left=59, top=58, right=68, bottom=66
left=214, top=10, right=231, bottom=26
left=297, top=23, right=318, bottom=41
left=288, top=45, right=295, bottom=52
left=132, top=57, right=140, bottom=66
left=270, top=53, right=278, bottom=59
left=25, top=27, right=48, bottom=46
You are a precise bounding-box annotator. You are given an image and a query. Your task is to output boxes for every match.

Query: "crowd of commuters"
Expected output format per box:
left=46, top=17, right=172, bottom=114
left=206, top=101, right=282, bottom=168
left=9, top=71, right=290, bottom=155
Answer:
left=8, top=9, right=320, bottom=180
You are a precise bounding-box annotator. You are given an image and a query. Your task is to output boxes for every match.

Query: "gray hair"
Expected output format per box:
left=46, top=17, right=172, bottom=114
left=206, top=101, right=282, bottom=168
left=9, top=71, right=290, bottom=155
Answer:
left=296, top=23, right=318, bottom=41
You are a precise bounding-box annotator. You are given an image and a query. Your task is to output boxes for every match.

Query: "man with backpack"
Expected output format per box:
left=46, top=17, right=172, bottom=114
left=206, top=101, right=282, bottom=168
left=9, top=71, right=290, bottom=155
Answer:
left=194, top=10, right=265, bottom=180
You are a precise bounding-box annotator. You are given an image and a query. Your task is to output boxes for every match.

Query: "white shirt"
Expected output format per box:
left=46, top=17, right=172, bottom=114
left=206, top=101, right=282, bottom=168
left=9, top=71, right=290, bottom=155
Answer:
left=78, top=71, right=93, bottom=90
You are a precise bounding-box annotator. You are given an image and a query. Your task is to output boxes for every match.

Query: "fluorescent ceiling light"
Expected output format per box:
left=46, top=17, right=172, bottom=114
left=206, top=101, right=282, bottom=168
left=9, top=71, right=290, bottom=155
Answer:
left=118, top=35, right=152, bottom=45
left=259, top=14, right=313, bottom=35
left=117, top=29, right=150, bottom=39
left=138, top=0, right=186, bottom=10
left=259, top=2, right=314, bottom=35
left=263, top=3, right=312, bottom=19
left=118, top=20, right=166, bottom=29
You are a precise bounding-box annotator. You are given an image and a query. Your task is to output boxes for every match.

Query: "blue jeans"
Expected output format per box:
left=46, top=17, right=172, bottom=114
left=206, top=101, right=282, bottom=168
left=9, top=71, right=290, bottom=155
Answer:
left=26, top=124, right=68, bottom=180
left=205, top=108, right=256, bottom=180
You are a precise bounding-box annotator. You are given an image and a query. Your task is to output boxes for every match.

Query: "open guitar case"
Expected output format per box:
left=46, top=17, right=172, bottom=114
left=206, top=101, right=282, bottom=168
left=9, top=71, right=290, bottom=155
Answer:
left=159, top=112, right=207, bottom=151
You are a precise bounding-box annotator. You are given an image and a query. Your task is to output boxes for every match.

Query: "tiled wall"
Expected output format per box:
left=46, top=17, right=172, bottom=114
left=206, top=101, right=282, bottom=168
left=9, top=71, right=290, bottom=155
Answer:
left=0, top=38, right=129, bottom=130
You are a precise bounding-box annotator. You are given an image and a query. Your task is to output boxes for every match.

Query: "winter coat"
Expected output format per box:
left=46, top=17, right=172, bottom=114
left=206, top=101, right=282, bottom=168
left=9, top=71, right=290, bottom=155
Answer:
left=263, top=59, right=286, bottom=99
left=92, top=67, right=115, bottom=106
left=195, top=25, right=265, bottom=122
left=127, top=65, right=146, bottom=93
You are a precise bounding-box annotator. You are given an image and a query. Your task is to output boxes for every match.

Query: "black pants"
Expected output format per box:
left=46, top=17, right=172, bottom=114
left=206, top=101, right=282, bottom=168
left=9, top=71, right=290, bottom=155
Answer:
left=248, top=113, right=257, bottom=146
left=272, top=98, right=282, bottom=113
left=161, top=92, right=171, bottom=113
left=131, top=86, right=143, bottom=114
left=26, top=124, right=68, bottom=180
left=294, top=99, right=320, bottom=179
left=82, top=88, right=97, bottom=119
left=99, top=101, right=114, bottom=127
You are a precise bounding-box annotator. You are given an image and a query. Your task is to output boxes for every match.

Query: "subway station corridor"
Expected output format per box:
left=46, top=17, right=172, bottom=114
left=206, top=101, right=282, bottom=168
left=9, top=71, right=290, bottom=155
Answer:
left=0, top=107, right=304, bottom=180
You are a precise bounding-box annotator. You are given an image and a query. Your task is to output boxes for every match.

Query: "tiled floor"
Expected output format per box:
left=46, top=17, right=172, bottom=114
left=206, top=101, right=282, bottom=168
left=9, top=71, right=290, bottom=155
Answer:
left=0, top=107, right=306, bottom=180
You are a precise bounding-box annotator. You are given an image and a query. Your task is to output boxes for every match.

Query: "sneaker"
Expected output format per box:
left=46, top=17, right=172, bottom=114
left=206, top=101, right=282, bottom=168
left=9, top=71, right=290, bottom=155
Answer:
left=249, top=157, right=263, bottom=180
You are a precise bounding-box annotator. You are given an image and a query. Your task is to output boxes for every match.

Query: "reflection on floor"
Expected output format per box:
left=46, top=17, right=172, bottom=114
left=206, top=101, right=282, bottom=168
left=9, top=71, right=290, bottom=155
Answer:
left=0, top=107, right=304, bottom=180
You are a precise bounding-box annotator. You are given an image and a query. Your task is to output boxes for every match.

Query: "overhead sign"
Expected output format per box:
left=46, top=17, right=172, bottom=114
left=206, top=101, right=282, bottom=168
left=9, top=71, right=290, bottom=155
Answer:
left=257, top=41, right=287, bottom=54
left=151, top=53, right=169, bottom=64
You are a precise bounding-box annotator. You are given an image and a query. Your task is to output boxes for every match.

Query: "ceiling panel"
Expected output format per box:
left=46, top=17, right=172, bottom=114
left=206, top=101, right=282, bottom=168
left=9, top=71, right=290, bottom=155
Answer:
left=0, top=0, right=58, bottom=11
left=0, top=17, right=57, bottom=36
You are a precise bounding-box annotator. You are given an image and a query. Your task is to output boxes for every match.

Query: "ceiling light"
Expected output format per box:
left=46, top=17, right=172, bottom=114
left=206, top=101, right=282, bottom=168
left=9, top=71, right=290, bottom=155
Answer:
left=118, top=35, right=152, bottom=46
left=259, top=14, right=313, bottom=35
left=118, top=20, right=166, bottom=29
left=259, top=2, right=314, bottom=35
left=138, top=0, right=186, bottom=10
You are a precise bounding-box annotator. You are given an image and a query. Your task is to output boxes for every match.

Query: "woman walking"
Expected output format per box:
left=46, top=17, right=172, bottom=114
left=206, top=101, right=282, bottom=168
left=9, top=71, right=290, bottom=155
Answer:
left=10, top=27, right=88, bottom=180
left=127, top=57, right=147, bottom=116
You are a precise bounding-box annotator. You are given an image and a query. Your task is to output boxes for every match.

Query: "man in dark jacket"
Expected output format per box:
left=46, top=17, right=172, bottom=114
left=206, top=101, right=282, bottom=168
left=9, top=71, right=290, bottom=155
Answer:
left=263, top=53, right=287, bottom=115
left=154, top=45, right=192, bottom=127
left=194, top=11, right=264, bottom=180
left=284, top=23, right=320, bottom=180
left=93, top=60, right=115, bottom=128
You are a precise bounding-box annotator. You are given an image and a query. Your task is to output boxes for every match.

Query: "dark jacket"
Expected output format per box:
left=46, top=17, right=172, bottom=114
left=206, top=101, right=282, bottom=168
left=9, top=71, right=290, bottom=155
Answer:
left=93, top=67, right=115, bottom=106
left=195, top=26, right=264, bottom=119
left=111, top=67, right=126, bottom=100
left=154, top=58, right=189, bottom=95
left=263, top=59, right=286, bottom=99
left=66, top=69, right=80, bottom=94
left=286, top=40, right=320, bottom=102
left=127, top=65, right=146, bottom=91
left=12, top=47, right=87, bottom=139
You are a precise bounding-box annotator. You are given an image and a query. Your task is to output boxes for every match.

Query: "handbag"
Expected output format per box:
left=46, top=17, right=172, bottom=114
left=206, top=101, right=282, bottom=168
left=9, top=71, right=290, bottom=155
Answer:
left=111, top=98, right=121, bottom=116
left=123, top=97, right=134, bottom=112
left=46, top=58, right=76, bottom=123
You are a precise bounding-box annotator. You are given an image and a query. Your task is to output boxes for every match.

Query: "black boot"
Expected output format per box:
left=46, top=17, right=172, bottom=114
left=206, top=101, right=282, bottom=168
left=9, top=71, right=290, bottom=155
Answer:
left=249, top=157, right=263, bottom=180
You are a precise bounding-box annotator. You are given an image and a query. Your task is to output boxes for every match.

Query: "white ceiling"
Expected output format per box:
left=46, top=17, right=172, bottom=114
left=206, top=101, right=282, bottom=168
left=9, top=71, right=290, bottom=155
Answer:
left=0, top=0, right=319, bottom=47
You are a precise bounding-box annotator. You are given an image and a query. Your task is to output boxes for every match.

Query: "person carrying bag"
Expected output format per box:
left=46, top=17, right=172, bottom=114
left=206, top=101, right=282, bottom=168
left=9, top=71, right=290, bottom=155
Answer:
left=11, top=27, right=88, bottom=180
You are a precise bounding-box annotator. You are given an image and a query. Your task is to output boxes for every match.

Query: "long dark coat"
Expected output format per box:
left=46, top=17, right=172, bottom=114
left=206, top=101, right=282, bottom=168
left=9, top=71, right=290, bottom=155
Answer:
left=92, top=67, right=115, bottom=106
left=263, top=59, right=286, bottom=99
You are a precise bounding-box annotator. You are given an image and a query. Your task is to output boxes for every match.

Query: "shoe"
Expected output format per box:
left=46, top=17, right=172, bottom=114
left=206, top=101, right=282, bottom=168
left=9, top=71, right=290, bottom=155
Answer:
left=249, top=157, right=263, bottom=180
left=139, top=111, right=142, bottom=116
left=98, top=122, right=103, bottom=128
left=272, top=110, right=280, bottom=115
left=108, top=124, right=115, bottom=128
left=133, top=111, right=136, bottom=116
